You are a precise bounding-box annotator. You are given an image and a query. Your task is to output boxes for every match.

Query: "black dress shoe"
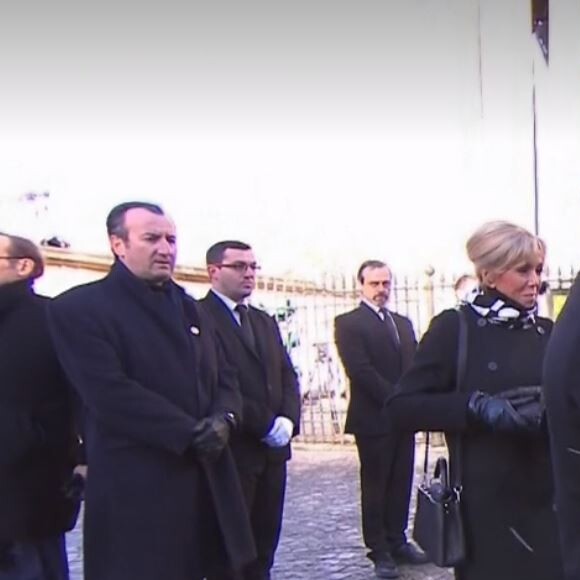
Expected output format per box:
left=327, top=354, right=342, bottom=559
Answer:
left=392, top=542, right=429, bottom=565
left=373, top=555, right=399, bottom=579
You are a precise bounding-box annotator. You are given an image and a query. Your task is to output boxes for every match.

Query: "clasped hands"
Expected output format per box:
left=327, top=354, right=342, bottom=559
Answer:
left=190, top=414, right=231, bottom=462
left=189, top=413, right=294, bottom=461
left=467, top=391, right=543, bottom=433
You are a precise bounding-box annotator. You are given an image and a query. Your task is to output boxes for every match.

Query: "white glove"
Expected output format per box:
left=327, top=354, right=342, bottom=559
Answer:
left=262, top=416, right=294, bottom=448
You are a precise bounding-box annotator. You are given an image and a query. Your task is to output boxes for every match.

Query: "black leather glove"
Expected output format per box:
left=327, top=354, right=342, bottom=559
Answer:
left=63, top=472, right=86, bottom=502
left=467, top=391, right=529, bottom=432
left=190, top=415, right=231, bottom=462
left=496, top=386, right=544, bottom=432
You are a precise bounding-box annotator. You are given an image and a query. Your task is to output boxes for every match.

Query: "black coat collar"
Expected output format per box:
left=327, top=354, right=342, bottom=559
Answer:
left=0, top=280, right=34, bottom=317
left=106, top=261, right=201, bottom=362
left=359, top=301, right=390, bottom=320
left=108, top=260, right=176, bottom=296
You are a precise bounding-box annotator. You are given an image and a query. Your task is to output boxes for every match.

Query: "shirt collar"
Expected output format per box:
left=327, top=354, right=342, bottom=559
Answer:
left=361, top=298, right=385, bottom=316
left=211, top=289, right=249, bottom=313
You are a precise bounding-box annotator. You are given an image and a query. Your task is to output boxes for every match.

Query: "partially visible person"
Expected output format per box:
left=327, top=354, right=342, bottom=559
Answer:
left=536, top=279, right=552, bottom=318
left=335, top=260, right=426, bottom=579
left=202, top=240, right=301, bottom=580
left=0, top=232, right=79, bottom=580
left=544, top=275, right=580, bottom=580
left=387, top=221, right=563, bottom=580
left=453, top=274, right=478, bottom=303
left=48, top=202, right=255, bottom=580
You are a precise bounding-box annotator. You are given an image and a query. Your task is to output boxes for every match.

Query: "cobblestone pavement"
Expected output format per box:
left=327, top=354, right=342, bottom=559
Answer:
left=66, top=444, right=453, bottom=580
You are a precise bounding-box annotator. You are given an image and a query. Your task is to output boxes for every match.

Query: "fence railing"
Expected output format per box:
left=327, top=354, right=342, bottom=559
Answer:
left=41, top=250, right=577, bottom=443
left=263, top=268, right=576, bottom=443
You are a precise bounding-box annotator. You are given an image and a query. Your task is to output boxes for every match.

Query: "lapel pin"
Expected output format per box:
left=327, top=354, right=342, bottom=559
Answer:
left=190, top=326, right=200, bottom=335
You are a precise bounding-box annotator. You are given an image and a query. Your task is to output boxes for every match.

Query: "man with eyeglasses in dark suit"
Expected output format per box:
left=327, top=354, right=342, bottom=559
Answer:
left=201, top=240, right=301, bottom=580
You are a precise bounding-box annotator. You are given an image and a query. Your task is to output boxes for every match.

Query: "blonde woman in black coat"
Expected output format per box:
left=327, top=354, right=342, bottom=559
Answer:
left=387, top=221, right=563, bottom=580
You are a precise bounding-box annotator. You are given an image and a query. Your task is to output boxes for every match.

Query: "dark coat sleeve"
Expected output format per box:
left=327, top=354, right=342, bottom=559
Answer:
left=399, top=315, right=418, bottom=348
left=182, top=295, right=242, bottom=421
left=334, top=313, right=395, bottom=404
left=48, top=293, right=199, bottom=456
left=386, top=309, right=471, bottom=432
left=544, top=275, right=580, bottom=410
left=208, top=329, right=243, bottom=421
left=543, top=275, right=580, bottom=578
left=0, top=406, right=42, bottom=465
left=0, top=390, right=73, bottom=469
left=239, top=392, right=276, bottom=439
left=270, top=315, right=301, bottom=433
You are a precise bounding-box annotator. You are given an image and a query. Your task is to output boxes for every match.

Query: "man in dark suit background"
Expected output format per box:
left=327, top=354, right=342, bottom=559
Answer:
left=0, top=233, right=78, bottom=580
left=334, top=260, right=426, bottom=579
left=201, top=240, right=301, bottom=580
left=48, top=203, right=255, bottom=580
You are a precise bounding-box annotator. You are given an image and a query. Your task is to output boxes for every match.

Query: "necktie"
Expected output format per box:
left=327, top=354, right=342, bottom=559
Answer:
left=379, top=307, right=401, bottom=348
left=235, top=304, right=256, bottom=348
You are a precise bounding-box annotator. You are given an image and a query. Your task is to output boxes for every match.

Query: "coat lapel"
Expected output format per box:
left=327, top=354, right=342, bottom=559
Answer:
left=204, top=291, right=261, bottom=361
left=107, top=262, right=197, bottom=356
left=247, top=306, right=268, bottom=361
left=179, top=294, right=204, bottom=371
left=358, top=302, right=401, bottom=352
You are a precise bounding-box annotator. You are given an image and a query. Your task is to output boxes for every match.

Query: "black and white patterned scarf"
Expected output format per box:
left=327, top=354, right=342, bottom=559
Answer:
left=463, top=288, right=538, bottom=330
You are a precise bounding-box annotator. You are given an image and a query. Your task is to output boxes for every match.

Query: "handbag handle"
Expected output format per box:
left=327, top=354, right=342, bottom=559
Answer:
left=433, top=457, right=449, bottom=488
left=422, top=308, right=468, bottom=489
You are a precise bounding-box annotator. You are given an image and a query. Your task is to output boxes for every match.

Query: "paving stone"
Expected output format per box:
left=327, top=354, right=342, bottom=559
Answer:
left=66, top=444, right=453, bottom=580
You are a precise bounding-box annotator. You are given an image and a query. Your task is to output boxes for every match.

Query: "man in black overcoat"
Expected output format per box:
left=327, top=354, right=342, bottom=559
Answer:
left=201, top=240, right=301, bottom=580
left=334, top=260, right=426, bottom=579
left=0, top=232, right=78, bottom=580
left=543, top=273, right=580, bottom=580
left=48, top=202, right=255, bottom=580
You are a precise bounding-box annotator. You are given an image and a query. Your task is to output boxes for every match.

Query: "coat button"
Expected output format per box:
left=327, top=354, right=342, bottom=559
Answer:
left=488, top=361, right=498, bottom=371
left=537, top=326, right=545, bottom=335
left=477, top=318, right=487, bottom=327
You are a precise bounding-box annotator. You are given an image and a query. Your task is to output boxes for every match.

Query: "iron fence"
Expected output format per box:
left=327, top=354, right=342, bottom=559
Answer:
left=41, top=251, right=578, bottom=443
left=262, top=268, right=577, bottom=443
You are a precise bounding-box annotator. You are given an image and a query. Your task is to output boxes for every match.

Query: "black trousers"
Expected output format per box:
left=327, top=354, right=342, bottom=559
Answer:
left=355, top=433, right=415, bottom=560
left=208, top=459, right=287, bottom=580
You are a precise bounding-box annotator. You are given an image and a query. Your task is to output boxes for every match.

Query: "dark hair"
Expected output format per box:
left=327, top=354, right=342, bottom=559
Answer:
left=357, top=259, right=388, bottom=284
left=0, top=232, right=44, bottom=280
left=106, top=201, right=164, bottom=240
left=206, top=240, right=252, bottom=265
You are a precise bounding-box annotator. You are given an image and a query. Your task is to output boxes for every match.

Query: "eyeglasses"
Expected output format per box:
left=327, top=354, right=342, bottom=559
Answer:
left=216, top=262, right=261, bottom=273
left=0, top=256, right=27, bottom=260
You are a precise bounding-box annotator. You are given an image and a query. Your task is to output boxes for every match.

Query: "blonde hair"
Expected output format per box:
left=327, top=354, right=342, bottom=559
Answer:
left=466, top=221, right=545, bottom=284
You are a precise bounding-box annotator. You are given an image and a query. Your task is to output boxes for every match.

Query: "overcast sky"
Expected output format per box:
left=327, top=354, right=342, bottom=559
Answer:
left=0, top=0, right=577, bottom=278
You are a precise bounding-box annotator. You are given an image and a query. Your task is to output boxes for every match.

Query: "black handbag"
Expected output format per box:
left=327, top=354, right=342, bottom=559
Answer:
left=413, top=308, right=468, bottom=568
left=413, top=435, right=465, bottom=567
left=414, top=453, right=464, bottom=567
